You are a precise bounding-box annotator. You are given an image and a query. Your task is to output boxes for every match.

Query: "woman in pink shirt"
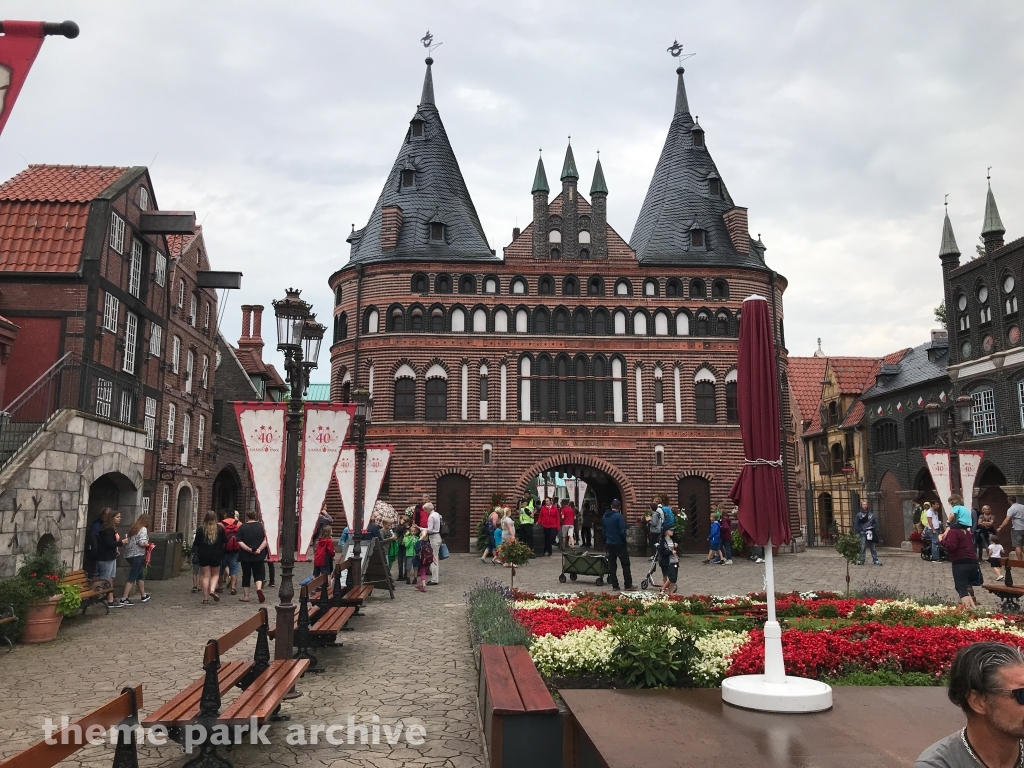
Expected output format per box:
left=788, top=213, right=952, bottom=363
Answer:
left=538, top=498, right=560, bottom=557
left=560, top=502, right=576, bottom=550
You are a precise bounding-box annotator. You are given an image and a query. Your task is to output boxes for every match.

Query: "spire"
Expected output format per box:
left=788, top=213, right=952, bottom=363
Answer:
left=532, top=153, right=549, bottom=194
left=420, top=57, right=434, bottom=106
left=590, top=156, right=608, bottom=195
left=939, top=209, right=960, bottom=257
left=674, top=66, right=689, bottom=116
left=982, top=178, right=1005, bottom=237
left=560, top=141, right=578, bottom=181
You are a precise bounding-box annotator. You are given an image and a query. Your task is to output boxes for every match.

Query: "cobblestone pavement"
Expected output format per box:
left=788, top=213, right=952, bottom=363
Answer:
left=0, top=545, right=1002, bottom=767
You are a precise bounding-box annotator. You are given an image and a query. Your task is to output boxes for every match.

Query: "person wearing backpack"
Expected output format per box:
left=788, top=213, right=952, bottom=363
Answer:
left=647, top=504, right=664, bottom=555
left=413, top=530, right=434, bottom=593
left=480, top=506, right=500, bottom=564
left=219, top=511, right=241, bottom=596
left=84, top=508, right=109, bottom=579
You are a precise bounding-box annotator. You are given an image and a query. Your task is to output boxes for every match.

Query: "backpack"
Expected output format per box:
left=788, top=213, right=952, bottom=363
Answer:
left=649, top=508, right=664, bottom=532
left=85, top=521, right=100, bottom=560
left=662, top=506, right=675, bottom=527
left=417, top=539, right=435, bottom=568
left=485, top=515, right=497, bottom=534
left=224, top=519, right=240, bottom=552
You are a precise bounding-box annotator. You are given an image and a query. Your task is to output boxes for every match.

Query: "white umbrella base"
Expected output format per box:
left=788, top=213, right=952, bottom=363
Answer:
left=721, top=674, right=833, bottom=713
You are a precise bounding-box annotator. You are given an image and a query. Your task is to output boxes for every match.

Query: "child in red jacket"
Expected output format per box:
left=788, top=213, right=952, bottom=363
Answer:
left=313, top=525, right=335, bottom=578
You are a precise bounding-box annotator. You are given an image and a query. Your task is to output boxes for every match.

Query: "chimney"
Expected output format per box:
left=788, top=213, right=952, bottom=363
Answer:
left=250, top=305, right=264, bottom=356
left=723, top=207, right=749, bottom=253
left=240, top=305, right=252, bottom=344
left=380, top=205, right=403, bottom=251
left=513, top=226, right=521, bottom=241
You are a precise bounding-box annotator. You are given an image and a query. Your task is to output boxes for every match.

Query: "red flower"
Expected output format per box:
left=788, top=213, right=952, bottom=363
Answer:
left=513, top=608, right=608, bottom=638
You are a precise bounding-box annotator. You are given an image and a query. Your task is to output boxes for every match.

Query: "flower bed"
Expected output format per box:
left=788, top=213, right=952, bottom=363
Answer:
left=509, top=589, right=1024, bottom=688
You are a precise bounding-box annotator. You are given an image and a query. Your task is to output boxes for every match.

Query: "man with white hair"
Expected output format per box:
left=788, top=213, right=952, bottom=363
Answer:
left=424, top=502, right=442, bottom=585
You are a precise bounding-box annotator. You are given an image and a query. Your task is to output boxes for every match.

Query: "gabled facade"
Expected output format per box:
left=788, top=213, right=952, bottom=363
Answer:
left=329, top=59, right=800, bottom=552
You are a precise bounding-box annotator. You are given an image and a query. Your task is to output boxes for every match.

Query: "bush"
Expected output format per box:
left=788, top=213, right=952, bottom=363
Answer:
left=731, top=528, right=746, bottom=556
left=608, top=610, right=687, bottom=688
left=828, top=670, right=941, bottom=686
left=835, top=533, right=861, bottom=564
left=56, top=583, right=82, bottom=617
left=496, top=540, right=532, bottom=567
left=467, top=580, right=531, bottom=647
left=0, top=545, right=67, bottom=636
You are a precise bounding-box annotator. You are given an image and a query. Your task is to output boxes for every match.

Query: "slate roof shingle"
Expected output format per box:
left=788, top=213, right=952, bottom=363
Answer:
left=862, top=340, right=950, bottom=400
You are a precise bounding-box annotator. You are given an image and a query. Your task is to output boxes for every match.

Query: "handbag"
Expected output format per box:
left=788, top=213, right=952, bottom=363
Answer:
left=969, top=565, right=985, bottom=587
left=438, top=541, right=450, bottom=560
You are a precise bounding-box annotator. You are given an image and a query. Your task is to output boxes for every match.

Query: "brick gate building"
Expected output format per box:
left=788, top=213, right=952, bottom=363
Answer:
left=328, top=59, right=800, bottom=552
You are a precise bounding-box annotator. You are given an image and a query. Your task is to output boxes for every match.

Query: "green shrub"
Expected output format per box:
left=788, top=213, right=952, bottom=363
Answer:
left=609, top=613, right=686, bottom=688
left=834, top=533, right=861, bottom=564
left=467, top=580, right=531, bottom=647
left=829, top=670, right=941, bottom=686
left=731, top=529, right=746, bottom=556
left=814, top=604, right=840, bottom=619
left=56, top=583, right=82, bottom=617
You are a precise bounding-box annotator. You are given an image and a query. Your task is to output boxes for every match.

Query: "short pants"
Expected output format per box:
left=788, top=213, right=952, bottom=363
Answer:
left=561, top=525, right=574, bottom=541
left=221, top=552, right=239, bottom=576
left=952, top=560, right=982, bottom=598
left=126, top=555, right=145, bottom=583
left=660, top=563, right=679, bottom=583
left=1012, top=529, right=1024, bottom=549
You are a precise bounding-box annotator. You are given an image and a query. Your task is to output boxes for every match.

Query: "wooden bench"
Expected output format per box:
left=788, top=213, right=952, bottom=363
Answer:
left=984, top=556, right=1024, bottom=611
left=477, top=644, right=561, bottom=768
left=267, top=573, right=354, bottom=673
left=0, top=685, right=142, bottom=768
left=0, top=604, right=15, bottom=653
left=61, top=569, right=114, bottom=615
left=143, top=608, right=308, bottom=768
left=326, top=558, right=374, bottom=613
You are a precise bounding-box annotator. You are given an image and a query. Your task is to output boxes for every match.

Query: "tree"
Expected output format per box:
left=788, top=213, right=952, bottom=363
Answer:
left=934, top=300, right=947, bottom=327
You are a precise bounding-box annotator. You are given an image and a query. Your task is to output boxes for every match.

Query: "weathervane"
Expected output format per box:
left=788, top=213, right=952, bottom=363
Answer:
left=421, top=30, right=442, bottom=57
left=944, top=193, right=949, bottom=210
left=667, top=39, right=696, bottom=63
left=987, top=166, right=993, bottom=181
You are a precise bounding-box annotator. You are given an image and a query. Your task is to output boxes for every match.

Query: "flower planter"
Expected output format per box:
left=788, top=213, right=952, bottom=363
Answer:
left=21, top=595, right=63, bottom=644
left=910, top=541, right=922, bottom=553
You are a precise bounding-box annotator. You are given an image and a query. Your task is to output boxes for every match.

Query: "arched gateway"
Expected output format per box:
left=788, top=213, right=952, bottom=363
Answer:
left=513, top=454, right=636, bottom=516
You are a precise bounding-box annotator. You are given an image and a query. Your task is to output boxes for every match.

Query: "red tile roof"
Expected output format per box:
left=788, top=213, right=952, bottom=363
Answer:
left=788, top=357, right=827, bottom=427
left=840, top=399, right=866, bottom=429
left=0, top=165, right=129, bottom=274
left=883, top=348, right=913, bottom=365
left=830, top=357, right=883, bottom=395
left=0, top=165, right=127, bottom=203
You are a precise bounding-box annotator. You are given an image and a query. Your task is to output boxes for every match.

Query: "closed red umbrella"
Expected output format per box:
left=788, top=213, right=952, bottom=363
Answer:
left=728, top=295, right=790, bottom=546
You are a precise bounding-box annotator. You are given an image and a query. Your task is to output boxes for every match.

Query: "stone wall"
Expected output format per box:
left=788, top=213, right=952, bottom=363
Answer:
left=0, top=409, right=146, bottom=577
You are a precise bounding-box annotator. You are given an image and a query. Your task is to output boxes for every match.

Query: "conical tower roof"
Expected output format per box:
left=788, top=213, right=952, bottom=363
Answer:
left=346, top=57, right=495, bottom=265
left=590, top=157, right=608, bottom=195
left=560, top=143, right=579, bottom=181
left=939, top=210, right=960, bottom=257
left=629, top=66, right=762, bottom=267
left=532, top=155, right=549, bottom=194
left=982, top=182, right=1005, bottom=236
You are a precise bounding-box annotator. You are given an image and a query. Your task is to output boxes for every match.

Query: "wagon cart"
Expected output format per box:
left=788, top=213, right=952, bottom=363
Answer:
left=558, top=549, right=607, bottom=586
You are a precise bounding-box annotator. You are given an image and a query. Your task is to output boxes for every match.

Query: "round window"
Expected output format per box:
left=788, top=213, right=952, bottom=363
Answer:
left=979, top=286, right=989, bottom=303
left=957, top=294, right=967, bottom=311
left=983, top=335, right=995, bottom=354
left=1009, top=326, right=1021, bottom=346
left=1005, top=275, right=1016, bottom=294
left=961, top=341, right=972, bottom=359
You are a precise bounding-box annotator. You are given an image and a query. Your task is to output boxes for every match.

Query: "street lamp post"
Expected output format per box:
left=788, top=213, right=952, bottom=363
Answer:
left=350, top=388, right=371, bottom=587
left=924, top=394, right=975, bottom=496
left=270, top=289, right=324, bottom=662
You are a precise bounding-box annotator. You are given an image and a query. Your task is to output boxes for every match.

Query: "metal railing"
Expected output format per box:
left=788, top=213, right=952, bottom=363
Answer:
left=0, top=353, right=141, bottom=471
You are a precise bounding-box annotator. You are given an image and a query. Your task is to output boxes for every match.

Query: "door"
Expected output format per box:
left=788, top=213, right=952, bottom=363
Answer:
left=879, top=471, right=905, bottom=546
left=677, top=476, right=711, bottom=552
left=437, top=473, right=471, bottom=553
left=176, top=486, right=193, bottom=536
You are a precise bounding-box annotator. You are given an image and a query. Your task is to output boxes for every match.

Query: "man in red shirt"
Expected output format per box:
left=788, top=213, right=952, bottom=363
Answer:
left=559, top=501, right=576, bottom=550
left=538, top=498, right=560, bottom=557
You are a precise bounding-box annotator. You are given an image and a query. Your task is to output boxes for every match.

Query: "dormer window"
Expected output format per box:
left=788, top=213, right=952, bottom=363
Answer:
left=411, top=119, right=424, bottom=137
left=430, top=223, right=445, bottom=241
left=402, top=169, right=415, bottom=188
left=709, top=178, right=721, bottom=197
left=691, top=125, right=705, bottom=147
left=691, top=229, right=705, bottom=248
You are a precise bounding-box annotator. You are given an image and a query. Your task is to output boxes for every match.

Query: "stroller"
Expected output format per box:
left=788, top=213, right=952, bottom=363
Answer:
left=921, top=533, right=948, bottom=562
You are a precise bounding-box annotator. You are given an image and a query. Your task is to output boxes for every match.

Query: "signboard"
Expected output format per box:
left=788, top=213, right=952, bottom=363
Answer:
left=922, top=449, right=954, bottom=519
left=959, top=450, right=985, bottom=507
left=335, top=448, right=356, bottom=532
left=362, top=446, right=393, bottom=531
left=235, top=403, right=287, bottom=558
left=298, top=404, right=354, bottom=558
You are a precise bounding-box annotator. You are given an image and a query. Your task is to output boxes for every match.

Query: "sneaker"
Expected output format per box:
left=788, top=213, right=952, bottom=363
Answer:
left=191, top=587, right=198, bottom=593
left=997, top=574, right=1006, bottom=581
left=725, top=560, right=734, bottom=565
left=140, top=594, right=151, bottom=603
left=755, top=557, right=765, bottom=564
left=874, top=561, right=882, bottom=566
left=108, top=601, right=121, bottom=608
left=120, top=598, right=133, bottom=606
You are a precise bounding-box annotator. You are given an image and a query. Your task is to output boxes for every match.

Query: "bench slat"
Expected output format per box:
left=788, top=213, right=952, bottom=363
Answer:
left=982, top=584, right=1024, bottom=596
left=219, top=660, right=309, bottom=725
left=0, top=686, right=142, bottom=768
left=216, top=611, right=266, bottom=656
left=311, top=607, right=354, bottom=634
left=141, top=661, right=251, bottom=727
left=504, top=645, right=558, bottom=714
left=480, top=645, right=525, bottom=715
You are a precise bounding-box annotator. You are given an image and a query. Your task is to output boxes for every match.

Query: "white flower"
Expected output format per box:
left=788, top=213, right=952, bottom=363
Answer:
left=513, top=599, right=570, bottom=611
left=960, top=617, right=1024, bottom=637
left=529, top=626, right=618, bottom=677
left=691, top=630, right=749, bottom=687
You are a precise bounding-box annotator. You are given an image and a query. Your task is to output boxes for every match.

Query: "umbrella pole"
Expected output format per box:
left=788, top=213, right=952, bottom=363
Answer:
left=763, top=536, right=785, bottom=684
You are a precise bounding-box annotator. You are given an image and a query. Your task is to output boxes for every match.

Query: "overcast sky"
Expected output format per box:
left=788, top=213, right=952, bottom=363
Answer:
left=3, top=1, right=1023, bottom=373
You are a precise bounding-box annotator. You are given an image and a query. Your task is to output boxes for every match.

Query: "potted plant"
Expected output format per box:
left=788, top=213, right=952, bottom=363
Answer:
left=495, top=540, right=533, bottom=589
left=834, top=533, right=861, bottom=596
left=908, top=530, right=923, bottom=553
left=16, top=546, right=70, bottom=643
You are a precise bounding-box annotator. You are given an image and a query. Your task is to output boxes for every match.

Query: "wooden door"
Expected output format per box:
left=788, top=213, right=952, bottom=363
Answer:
left=677, top=476, right=711, bottom=552
left=878, top=471, right=905, bottom=546
left=437, top=473, right=471, bottom=553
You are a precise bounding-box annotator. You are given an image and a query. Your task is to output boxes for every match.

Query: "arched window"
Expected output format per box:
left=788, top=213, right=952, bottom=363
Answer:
left=364, top=308, right=379, bottom=334
left=716, top=312, right=729, bottom=336
left=712, top=279, right=729, bottom=299
left=644, top=280, right=658, bottom=297
left=831, top=442, right=846, bottom=472
left=556, top=355, right=569, bottom=421
left=1004, top=273, right=1018, bottom=316
left=334, top=313, right=348, bottom=343
left=696, top=312, right=710, bottom=336
left=676, top=312, right=690, bottom=336
left=588, top=276, right=605, bottom=296
left=472, top=308, right=487, bottom=332
left=725, top=369, right=738, bottom=423
left=334, top=285, right=342, bottom=306
left=956, top=292, right=970, bottom=332
left=593, top=308, right=609, bottom=335
left=185, top=350, right=194, bottom=393
left=425, top=377, right=447, bottom=420
left=479, top=364, right=488, bottom=420
left=690, top=279, right=706, bottom=298
left=907, top=413, right=931, bottom=448
left=573, top=308, right=588, bottom=335
left=494, top=308, right=509, bottom=333
left=459, top=274, right=476, bottom=294
left=451, top=308, right=466, bottom=332
left=654, top=312, right=669, bottom=336
left=633, top=312, right=648, bottom=336
left=594, top=356, right=608, bottom=422
left=537, top=355, right=551, bottom=420
left=484, top=276, right=498, bottom=294
left=978, top=283, right=992, bottom=324
left=554, top=308, right=568, bottom=334
left=550, top=248, right=561, bottom=259
left=613, top=310, right=627, bottom=335
left=578, top=230, right=591, bottom=244
left=519, top=356, right=532, bottom=421
left=394, top=377, right=416, bottom=420
left=666, top=279, right=682, bottom=298
left=430, top=308, right=444, bottom=332
left=410, top=308, right=423, bottom=332
left=390, top=307, right=404, bottom=332
left=412, top=273, right=428, bottom=293
left=611, top=357, right=625, bottom=423
left=511, top=278, right=527, bottom=295
left=634, top=365, right=644, bottom=422
left=654, top=366, right=664, bottom=423
left=539, top=276, right=554, bottom=295
left=435, top=274, right=452, bottom=294
left=695, top=368, right=716, bottom=424
left=515, top=308, right=528, bottom=333
left=615, top=279, right=631, bottom=296
left=549, top=230, right=562, bottom=243
left=563, top=276, right=579, bottom=296
left=535, top=308, right=549, bottom=334
left=574, top=356, right=587, bottom=422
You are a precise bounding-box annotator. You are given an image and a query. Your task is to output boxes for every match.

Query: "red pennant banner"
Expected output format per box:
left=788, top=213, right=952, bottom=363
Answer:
left=234, top=402, right=287, bottom=559
left=298, top=403, right=355, bottom=559
left=0, top=21, right=45, bottom=136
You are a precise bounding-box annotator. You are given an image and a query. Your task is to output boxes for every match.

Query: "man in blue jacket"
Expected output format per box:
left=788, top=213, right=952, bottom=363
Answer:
left=602, top=499, right=633, bottom=591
